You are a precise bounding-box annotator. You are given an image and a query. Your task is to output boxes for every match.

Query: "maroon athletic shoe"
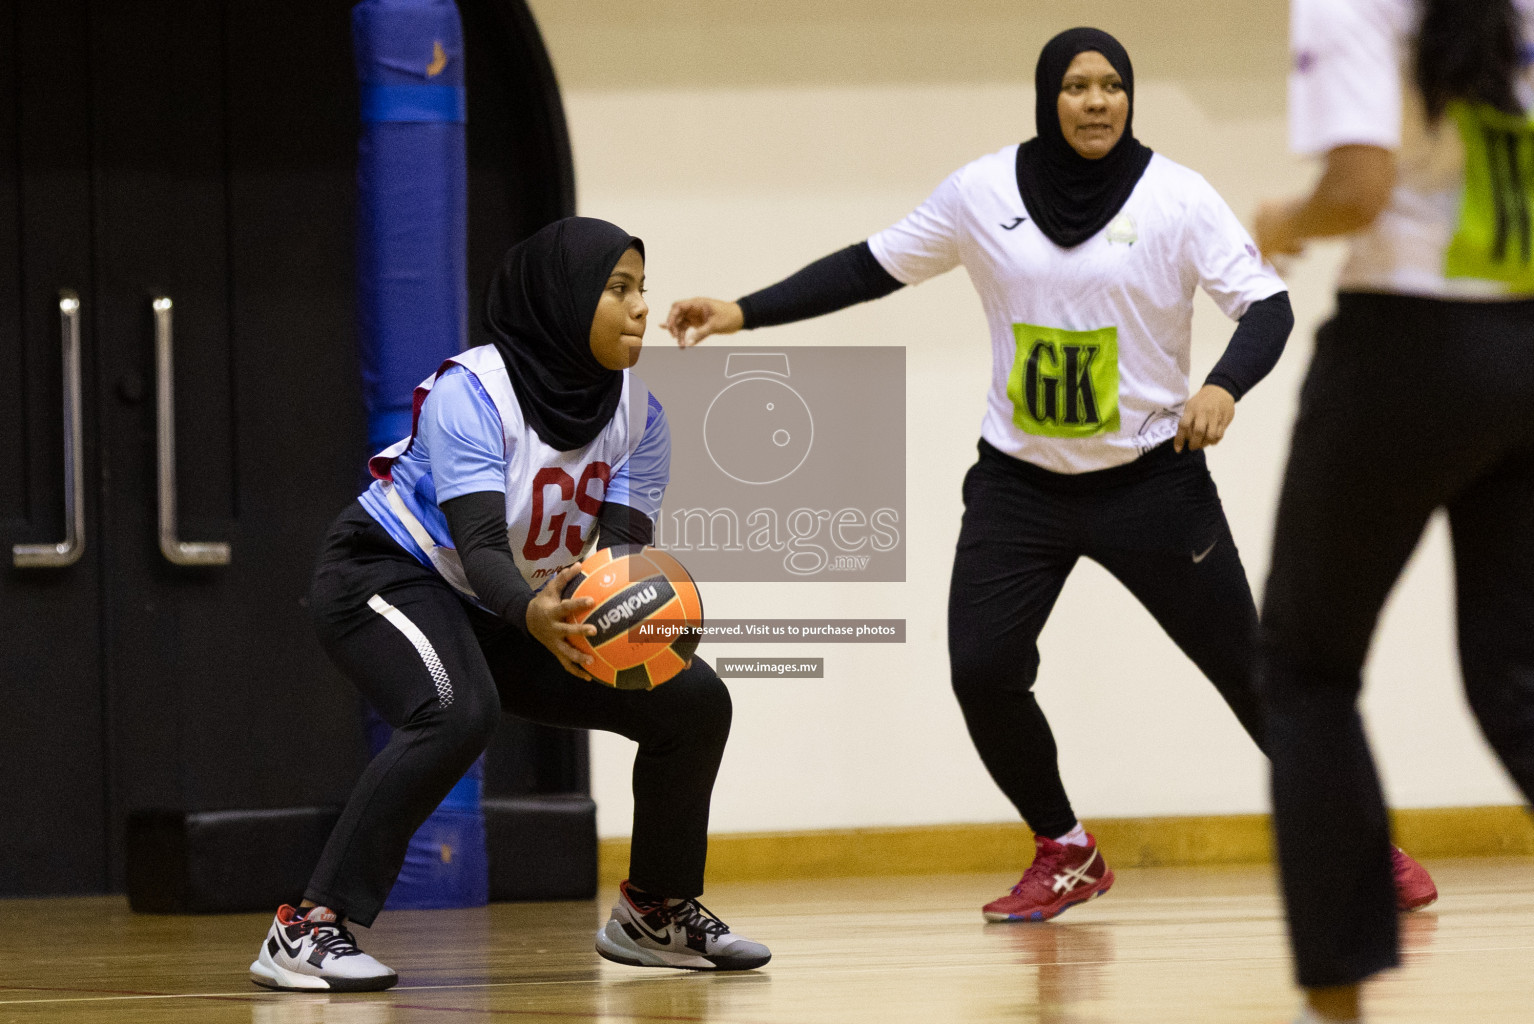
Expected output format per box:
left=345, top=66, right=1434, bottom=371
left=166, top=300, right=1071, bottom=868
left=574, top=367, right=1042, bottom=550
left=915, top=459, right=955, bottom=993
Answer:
left=1392, top=846, right=1438, bottom=911
left=983, top=834, right=1116, bottom=922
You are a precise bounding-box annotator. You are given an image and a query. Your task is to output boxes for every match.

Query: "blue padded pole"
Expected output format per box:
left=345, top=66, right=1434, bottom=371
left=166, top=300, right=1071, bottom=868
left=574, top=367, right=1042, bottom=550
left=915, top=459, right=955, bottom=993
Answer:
left=354, top=0, right=468, bottom=454
left=354, top=0, right=486, bottom=910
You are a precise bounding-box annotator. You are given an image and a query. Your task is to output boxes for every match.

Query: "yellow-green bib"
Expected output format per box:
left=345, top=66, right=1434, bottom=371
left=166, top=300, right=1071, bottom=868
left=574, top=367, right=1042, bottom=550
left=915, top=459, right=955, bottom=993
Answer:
left=1006, top=323, right=1120, bottom=438
left=1446, top=100, right=1534, bottom=292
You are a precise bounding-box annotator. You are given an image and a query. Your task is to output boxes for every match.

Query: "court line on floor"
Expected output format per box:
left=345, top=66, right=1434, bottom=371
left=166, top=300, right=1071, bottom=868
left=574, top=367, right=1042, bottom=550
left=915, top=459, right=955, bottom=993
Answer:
left=5, top=942, right=1532, bottom=1011
left=0, top=978, right=649, bottom=1003
left=0, top=983, right=776, bottom=1022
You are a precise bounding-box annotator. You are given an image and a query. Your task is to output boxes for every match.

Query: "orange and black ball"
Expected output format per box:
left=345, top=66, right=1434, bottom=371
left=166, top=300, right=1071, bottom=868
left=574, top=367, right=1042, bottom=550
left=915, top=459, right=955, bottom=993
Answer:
left=561, top=546, right=703, bottom=689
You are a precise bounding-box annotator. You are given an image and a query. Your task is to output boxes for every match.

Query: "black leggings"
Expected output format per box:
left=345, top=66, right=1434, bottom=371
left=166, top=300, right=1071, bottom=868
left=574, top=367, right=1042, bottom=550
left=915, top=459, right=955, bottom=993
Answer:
left=948, top=439, right=1265, bottom=840
left=303, top=505, right=732, bottom=927
left=1261, top=293, right=1534, bottom=988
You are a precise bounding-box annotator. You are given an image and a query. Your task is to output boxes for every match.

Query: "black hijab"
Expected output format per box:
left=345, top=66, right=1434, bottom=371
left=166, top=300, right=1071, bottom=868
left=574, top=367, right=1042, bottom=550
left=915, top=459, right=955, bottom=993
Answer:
left=1015, top=27, right=1154, bottom=249
left=484, top=217, right=644, bottom=452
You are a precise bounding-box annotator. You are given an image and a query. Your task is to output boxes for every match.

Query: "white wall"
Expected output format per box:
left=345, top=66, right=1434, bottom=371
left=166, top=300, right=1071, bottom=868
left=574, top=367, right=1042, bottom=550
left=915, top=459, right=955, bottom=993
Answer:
left=526, top=1, right=1526, bottom=838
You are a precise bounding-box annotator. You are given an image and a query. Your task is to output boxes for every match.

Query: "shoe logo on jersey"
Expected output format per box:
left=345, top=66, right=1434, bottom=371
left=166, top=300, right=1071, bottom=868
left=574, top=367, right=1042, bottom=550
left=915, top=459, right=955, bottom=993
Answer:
left=1051, top=849, right=1102, bottom=894
left=1000, top=216, right=1028, bottom=231
left=1191, top=541, right=1217, bottom=564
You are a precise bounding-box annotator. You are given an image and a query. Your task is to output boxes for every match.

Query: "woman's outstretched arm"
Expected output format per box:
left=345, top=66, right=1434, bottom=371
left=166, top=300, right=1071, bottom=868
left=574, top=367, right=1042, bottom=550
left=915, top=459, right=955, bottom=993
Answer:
left=1255, top=145, right=1395, bottom=257
left=665, top=241, right=903, bottom=347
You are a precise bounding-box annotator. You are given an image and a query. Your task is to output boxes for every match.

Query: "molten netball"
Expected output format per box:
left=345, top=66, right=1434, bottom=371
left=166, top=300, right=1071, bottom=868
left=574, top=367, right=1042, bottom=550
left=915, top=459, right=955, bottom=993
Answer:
left=561, top=546, right=703, bottom=689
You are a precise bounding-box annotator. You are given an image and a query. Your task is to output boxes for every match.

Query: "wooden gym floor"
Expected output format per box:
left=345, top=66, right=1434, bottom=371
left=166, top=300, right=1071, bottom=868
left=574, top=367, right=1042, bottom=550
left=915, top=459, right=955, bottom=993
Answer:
left=1, top=858, right=1531, bottom=1023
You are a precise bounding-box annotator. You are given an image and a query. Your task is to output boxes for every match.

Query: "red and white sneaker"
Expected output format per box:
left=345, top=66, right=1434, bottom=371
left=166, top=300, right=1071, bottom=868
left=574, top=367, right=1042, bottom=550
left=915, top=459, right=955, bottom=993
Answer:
left=249, top=905, right=398, bottom=992
left=1392, top=846, right=1438, bottom=912
left=983, top=834, right=1115, bottom=922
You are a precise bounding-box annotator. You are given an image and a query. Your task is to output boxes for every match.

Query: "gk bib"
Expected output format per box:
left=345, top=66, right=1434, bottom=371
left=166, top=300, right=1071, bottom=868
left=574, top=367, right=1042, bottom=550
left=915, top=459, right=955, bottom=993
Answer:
left=1007, top=323, right=1121, bottom=438
left=1447, top=101, right=1534, bottom=292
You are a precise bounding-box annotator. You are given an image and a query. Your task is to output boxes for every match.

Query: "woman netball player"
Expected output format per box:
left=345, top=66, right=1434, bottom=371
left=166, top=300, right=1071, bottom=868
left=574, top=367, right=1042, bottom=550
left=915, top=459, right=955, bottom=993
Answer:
left=1255, top=1, right=1534, bottom=1020
left=247, top=218, right=770, bottom=991
left=665, top=28, right=1436, bottom=923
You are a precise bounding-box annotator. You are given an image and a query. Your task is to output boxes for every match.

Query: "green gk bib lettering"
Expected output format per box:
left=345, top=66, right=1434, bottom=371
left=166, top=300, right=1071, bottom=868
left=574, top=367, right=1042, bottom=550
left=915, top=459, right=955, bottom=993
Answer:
left=1007, top=323, right=1120, bottom=438
left=1447, top=101, right=1534, bottom=292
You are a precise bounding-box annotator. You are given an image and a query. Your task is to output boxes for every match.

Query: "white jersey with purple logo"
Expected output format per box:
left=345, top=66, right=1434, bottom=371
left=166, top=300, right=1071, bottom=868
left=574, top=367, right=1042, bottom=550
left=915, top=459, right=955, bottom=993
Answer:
left=868, top=148, right=1284, bottom=474
left=360, top=344, right=671, bottom=600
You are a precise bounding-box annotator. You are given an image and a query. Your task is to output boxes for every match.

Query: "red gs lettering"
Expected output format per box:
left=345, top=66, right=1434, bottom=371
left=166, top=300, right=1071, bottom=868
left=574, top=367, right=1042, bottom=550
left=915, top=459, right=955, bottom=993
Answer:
left=524, top=463, right=612, bottom=561
left=566, top=463, right=612, bottom=555
left=523, top=467, right=574, bottom=560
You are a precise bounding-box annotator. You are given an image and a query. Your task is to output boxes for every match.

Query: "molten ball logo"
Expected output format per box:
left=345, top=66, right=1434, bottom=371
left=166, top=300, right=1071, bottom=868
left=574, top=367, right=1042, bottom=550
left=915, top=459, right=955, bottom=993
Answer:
left=594, top=584, right=660, bottom=633
left=562, top=547, right=704, bottom=690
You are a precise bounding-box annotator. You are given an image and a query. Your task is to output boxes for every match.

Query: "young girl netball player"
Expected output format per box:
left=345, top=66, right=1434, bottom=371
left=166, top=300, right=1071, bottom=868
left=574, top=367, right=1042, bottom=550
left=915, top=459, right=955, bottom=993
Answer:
left=1255, top=1, right=1534, bottom=1020
left=247, top=217, right=770, bottom=991
left=665, top=27, right=1437, bottom=923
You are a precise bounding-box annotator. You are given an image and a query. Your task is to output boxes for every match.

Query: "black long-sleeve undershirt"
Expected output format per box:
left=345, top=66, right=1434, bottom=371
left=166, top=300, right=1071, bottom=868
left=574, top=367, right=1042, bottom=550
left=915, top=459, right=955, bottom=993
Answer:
left=736, top=241, right=1293, bottom=403
left=594, top=501, right=658, bottom=547
left=737, top=242, right=904, bottom=329
left=1204, top=291, right=1294, bottom=402
left=440, top=492, right=655, bottom=632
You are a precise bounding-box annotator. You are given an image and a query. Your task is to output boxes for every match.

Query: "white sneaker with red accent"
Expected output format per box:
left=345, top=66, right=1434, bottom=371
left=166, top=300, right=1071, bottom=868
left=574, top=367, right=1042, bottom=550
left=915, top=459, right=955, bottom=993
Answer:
left=595, top=881, right=771, bottom=971
left=248, top=905, right=398, bottom=992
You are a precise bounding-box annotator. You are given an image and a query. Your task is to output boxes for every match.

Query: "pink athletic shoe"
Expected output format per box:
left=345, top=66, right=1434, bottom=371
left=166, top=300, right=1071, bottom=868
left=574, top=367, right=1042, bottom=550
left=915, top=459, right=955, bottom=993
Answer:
left=1392, top=846, right=1438, bottom=912
left=983, top=834, right=1115, bottom=922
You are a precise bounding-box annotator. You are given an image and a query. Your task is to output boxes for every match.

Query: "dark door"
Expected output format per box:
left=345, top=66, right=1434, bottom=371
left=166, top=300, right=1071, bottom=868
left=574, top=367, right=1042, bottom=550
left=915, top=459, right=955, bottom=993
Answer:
left=89, top=0, right=368, bottom=888
left=0, top=0, right=109, bottom=896
left=2, top=0, right=579, bottom=896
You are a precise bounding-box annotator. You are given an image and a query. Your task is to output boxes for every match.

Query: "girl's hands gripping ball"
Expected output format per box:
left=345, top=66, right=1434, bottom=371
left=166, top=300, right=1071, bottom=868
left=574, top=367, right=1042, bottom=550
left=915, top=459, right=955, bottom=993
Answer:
left=560, top=546, right=703, bottom=689
left=526, top=562, right=600, bottom=681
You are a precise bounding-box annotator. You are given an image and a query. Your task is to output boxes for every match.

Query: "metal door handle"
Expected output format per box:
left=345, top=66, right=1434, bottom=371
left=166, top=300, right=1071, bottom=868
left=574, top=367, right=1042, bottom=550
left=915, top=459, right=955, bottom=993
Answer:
left=13, top=291, right=86, bottom=568
left=154, top=296, right=231, bottom=566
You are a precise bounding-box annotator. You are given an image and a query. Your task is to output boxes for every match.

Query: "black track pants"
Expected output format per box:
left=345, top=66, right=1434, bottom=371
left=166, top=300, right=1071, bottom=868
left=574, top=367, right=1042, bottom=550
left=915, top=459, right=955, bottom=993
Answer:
left=947, top=439, right=1265, bottom=840
left=1260, top=293, right=1534, bottom=988
left=302, top=505, right=732, bottom=927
